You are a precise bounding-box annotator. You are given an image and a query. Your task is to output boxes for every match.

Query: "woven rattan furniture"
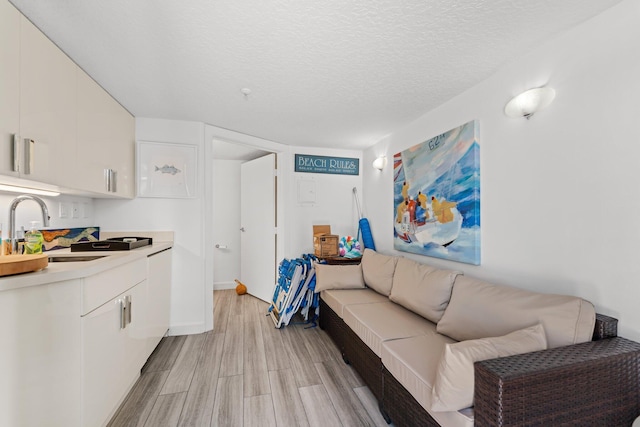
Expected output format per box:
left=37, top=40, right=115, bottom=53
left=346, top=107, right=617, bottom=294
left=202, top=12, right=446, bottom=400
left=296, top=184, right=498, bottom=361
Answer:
left=320, top=298, right=640, bottom=426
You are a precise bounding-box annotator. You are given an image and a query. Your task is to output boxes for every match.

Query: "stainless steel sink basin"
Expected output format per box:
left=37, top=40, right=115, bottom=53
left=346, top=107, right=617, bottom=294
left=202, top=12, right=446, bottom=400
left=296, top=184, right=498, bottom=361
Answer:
left=48, top=255, right=107, bottom=262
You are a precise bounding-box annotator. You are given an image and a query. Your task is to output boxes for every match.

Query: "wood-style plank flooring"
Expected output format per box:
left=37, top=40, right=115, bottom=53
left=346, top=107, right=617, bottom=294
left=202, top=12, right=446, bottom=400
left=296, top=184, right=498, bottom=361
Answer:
left=107, top=289, right=393, bottom=427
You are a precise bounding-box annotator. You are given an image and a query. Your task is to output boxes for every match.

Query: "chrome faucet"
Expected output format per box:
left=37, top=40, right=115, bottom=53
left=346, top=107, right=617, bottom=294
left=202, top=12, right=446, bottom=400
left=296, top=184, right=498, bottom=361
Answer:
left=8, top=195, right=50, bottom=255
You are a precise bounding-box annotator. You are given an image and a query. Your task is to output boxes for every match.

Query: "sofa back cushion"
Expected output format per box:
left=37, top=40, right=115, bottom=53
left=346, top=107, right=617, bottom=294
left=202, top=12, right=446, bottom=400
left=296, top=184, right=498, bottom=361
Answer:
left=431, top=323, right=548, bottom=412
left=436, top=276, right=596, bottom=348
left=389, top=257, right=462, bottom=323
left=361, top=249, right=398, bottom=296
left=314, top=263, right=365, bottom=293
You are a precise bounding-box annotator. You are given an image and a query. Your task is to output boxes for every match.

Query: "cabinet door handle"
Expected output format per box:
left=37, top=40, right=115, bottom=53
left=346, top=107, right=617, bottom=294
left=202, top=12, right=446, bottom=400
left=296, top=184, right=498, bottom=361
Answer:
left=111, top=169, right=117, bottom=193
left=119, top=298, right=127, bottom=329
left=104, top=168, right=110, bottom=192
left=104, top=169, right=117, bottom=193
left=23, top=138, right=34, bottom=175
left=12, top=134, right=20, bottom=172
left=126, top=295, right=132, bottom=325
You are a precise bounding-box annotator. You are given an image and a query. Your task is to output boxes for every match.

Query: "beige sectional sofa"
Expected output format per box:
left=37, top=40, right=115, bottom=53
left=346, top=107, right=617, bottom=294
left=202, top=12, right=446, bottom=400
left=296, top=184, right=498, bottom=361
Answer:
left=316, top=249, right=640, bottom=426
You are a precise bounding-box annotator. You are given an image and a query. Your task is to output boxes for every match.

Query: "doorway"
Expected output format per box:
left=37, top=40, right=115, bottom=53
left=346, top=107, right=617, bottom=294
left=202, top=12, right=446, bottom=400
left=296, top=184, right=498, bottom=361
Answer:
left=209, top=139, right=282, bottom=328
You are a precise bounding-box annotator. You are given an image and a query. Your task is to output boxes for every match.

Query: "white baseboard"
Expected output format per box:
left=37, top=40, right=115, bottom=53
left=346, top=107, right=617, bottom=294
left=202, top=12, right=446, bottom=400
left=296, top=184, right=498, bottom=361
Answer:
left=168, top=322, right=207, bottom=336
left=214, top=281, right=236, bottom=290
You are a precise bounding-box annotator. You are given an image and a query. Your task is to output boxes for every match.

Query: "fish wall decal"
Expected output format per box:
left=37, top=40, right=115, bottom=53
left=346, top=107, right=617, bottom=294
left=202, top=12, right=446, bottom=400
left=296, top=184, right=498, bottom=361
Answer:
left=155, top=165, right=181, bottom=175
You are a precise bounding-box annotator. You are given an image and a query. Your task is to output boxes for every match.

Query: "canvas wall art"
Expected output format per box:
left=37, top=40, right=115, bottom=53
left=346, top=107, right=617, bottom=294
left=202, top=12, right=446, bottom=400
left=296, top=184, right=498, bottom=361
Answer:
left=393, top=120, right=480, bottom=265
left=42, top=227, right=100, bottom=251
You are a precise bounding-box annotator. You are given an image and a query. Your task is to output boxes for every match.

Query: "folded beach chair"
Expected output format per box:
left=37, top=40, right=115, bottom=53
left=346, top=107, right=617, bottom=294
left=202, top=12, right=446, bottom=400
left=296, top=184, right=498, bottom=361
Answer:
left=268, top=254, right=320, bottom=328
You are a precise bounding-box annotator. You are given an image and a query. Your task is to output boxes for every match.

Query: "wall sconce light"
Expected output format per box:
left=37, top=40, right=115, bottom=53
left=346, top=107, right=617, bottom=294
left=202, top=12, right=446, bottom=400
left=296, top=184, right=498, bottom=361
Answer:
left=372, top=156, right=387, bottom=171
left=504, top=87, right=556, bottom=119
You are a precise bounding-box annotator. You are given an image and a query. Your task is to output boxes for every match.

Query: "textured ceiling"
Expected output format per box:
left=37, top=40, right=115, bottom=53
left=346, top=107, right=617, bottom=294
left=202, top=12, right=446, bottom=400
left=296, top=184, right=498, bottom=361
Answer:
left=10, top=0, right=622, bottom=150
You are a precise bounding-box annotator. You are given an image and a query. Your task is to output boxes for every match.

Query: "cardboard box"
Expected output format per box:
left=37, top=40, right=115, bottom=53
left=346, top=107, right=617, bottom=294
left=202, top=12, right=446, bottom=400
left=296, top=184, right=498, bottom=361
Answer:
left=313, top=225, right=339, bottom=257
left=318, top=235, right=339, bottom=257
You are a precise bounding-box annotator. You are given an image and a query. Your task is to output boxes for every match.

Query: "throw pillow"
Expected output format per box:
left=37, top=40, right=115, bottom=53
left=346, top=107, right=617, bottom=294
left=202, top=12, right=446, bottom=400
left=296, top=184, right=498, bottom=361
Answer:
left=314, top=263, right=365, bottom=293
left=431, top=323, right=548, bottom=412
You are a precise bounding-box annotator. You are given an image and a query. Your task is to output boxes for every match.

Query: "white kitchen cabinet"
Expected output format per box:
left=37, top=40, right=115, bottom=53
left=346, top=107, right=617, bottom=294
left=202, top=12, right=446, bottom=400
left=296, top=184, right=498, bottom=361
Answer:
left=0, top=248, right=172, bottom=427
left=146, top=248, right=172, bottom=352
left=0, top=1, right=21, bottom=177
left=0, top=1, right=135, bottom=198
left=80, top=256, right=149, bottom=426
left=82, top=280, right=147, bottom=427
left=0, top=279, right=83, bottom=427
left=77, top=71, right=135, bottom=198
left=19, top=14, right=77, bottom=186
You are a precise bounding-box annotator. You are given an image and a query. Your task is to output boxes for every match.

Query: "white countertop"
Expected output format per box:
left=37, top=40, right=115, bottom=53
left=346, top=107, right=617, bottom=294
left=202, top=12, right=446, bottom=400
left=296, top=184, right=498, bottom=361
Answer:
left=0, top=241, right=173, bottom=292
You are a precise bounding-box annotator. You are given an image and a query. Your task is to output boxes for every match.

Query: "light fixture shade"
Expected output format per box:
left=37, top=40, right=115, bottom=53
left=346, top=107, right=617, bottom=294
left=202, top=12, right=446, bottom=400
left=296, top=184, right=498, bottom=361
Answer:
left=372, top=156, right=387, bottom=170
left=505, top=87, right=556, bottom=119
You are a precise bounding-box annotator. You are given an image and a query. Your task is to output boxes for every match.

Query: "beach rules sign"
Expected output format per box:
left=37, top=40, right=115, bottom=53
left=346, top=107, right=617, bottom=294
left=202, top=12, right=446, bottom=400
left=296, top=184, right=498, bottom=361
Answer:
left=295, top=154, right=360, bottom=176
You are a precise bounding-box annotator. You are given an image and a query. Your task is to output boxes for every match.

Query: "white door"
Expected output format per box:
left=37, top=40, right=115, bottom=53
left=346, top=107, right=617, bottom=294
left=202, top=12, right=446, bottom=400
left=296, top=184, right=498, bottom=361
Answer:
left=240, top=153, right=276, bottom=302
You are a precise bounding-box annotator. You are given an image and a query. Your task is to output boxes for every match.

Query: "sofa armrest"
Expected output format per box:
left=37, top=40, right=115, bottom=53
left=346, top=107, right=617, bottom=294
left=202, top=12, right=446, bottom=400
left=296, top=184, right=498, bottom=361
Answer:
left=594, top=313, right=618, bottom=340
left=474, top=337, right=640, bottom=426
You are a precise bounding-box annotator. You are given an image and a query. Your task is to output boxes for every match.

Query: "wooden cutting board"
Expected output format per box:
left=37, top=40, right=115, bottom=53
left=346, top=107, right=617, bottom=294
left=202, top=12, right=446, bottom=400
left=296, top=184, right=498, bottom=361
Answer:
left=0, top=254, right=48, bottom=277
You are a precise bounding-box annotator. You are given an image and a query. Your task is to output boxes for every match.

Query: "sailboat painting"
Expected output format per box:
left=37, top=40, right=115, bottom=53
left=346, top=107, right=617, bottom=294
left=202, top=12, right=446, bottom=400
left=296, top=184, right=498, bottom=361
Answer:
left=393, top=120, right=480, bottom=265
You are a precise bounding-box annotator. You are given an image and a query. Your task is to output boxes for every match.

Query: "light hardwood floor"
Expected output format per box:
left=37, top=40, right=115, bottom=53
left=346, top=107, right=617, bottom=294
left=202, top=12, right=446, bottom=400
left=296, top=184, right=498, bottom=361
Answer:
left=107, top=289, right=393, bottom=427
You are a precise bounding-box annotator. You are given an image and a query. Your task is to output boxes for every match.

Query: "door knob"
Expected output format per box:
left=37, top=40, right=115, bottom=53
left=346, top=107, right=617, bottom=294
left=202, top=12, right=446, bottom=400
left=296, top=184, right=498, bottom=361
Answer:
left=240, top=227, right=245, bottom=232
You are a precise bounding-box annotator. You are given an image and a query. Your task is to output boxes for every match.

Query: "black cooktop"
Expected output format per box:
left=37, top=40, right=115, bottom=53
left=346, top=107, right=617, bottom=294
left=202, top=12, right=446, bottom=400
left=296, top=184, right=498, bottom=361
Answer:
left=70, top=237, right=153, bottom=252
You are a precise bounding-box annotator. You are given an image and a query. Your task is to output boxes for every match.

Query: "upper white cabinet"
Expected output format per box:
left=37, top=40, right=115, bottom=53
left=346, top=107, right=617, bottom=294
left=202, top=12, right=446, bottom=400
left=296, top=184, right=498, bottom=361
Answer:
left=19, top=14, right=78, bottom=186
left=0, top=1, right=21, bottom=177
left=0, top=0, right=135, bottom=198
left=77, top=71, right=135, bottom=198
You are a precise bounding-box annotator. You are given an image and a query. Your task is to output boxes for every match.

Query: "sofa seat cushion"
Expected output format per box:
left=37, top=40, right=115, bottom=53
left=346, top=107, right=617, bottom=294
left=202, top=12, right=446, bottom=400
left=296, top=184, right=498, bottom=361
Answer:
left=320, top=288, right=389, bottom=318
left=437, top=276, right=596, bottom=348
left=343, top=301, right=436, bottom=357
left=382, top=335, right=474, bottom=427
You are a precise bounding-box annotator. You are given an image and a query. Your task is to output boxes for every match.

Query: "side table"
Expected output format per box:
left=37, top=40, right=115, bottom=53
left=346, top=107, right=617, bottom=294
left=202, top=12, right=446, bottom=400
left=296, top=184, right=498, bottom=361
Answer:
left=318, top=256, right=362, bottom=265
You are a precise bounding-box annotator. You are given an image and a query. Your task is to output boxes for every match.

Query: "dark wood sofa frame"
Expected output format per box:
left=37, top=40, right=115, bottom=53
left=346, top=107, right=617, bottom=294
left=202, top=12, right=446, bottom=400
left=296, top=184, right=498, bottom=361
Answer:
left=319, top=298, right=640, bottom=426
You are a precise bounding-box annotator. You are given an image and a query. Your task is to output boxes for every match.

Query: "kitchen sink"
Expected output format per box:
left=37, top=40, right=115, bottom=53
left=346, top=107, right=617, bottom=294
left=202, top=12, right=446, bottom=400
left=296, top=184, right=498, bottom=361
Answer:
left=48, top=255, right=107, bottom=263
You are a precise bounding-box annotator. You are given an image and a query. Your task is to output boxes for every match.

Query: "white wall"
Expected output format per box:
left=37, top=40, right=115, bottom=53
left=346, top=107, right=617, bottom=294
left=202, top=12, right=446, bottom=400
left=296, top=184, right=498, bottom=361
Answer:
left=94, top=118, right=207, bottom=335
left=363, top=0, right=640, bottom=341
left=212, top=159, right=242, bottom=289
left=285, top=147, right=363, bottom=257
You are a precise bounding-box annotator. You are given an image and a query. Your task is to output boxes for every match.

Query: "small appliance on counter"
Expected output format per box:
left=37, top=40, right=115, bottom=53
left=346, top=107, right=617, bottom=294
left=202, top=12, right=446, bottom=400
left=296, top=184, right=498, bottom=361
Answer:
left=70, top=237, right=153, bottom=252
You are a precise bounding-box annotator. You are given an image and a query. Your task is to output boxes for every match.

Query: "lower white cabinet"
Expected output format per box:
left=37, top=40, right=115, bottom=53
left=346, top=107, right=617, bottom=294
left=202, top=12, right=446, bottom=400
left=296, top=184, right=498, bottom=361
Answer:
left=82, top=280, right=147, bottom=427
left=0, top=279, right=83, bottom=427
left=146, top=248, right=172, bottom=353
left=0, top=249, right=172, bottom=427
